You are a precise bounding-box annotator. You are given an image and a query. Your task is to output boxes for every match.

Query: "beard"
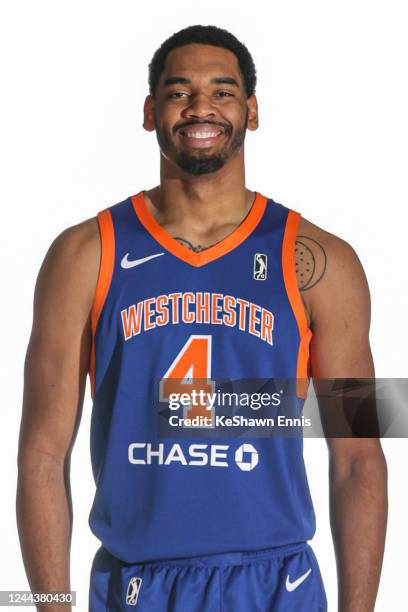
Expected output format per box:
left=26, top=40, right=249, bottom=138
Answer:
left=154, top=109, right=248, bottom=176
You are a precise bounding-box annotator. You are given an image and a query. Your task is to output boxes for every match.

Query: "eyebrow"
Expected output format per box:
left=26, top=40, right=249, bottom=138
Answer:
left=163, top=76, right=240, bottom=87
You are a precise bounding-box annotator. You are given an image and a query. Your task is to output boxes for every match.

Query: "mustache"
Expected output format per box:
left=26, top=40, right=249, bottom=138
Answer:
left=173, top=120, right=232, bottom=134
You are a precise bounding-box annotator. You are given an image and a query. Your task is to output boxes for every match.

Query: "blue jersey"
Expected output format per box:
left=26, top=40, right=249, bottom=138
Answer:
left=88, top=190, right=315, bottom=564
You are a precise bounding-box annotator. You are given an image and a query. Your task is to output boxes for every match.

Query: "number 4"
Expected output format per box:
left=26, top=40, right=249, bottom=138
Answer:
left=160, top=335, right=215, bottom=425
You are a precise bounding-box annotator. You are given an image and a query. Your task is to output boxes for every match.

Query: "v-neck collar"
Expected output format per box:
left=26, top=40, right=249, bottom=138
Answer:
left=130, top=191, right=268, bottom=268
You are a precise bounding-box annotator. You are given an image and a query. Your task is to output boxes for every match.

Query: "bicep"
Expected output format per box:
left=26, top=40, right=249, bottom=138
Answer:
left=18, top=221, right=99, bottom=463
left=307, top=237, right=378, bottom=457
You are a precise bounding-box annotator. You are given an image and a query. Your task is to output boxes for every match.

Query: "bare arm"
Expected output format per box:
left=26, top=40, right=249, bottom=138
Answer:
left=300, top=227, right=387, bottom=612
left=16, top=218, right=99, bottom=611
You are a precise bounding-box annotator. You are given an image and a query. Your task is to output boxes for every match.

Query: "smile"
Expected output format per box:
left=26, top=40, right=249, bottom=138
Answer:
left=178, top=125, right=225, bottom=148
left=181, top=129, right=223, bottom=139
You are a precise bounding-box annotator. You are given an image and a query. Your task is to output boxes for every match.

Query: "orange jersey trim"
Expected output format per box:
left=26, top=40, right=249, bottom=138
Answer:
left=89, top=209, right=115, bottom=398
left=131, top=191, right=268, bottom=267
left=282, top=210, right=313, bottom=399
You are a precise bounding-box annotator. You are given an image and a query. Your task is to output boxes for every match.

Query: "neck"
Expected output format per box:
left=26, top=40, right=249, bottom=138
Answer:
left=146, top=150, right=254, bottom=227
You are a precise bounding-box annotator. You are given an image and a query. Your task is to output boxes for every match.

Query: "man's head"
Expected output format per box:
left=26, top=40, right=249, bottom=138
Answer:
left=143, top=25, right=258, bottom=176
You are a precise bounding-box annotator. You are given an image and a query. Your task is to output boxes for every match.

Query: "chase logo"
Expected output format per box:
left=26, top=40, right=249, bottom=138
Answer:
left=126, top=576, right=142, bottom=606
left=128, top=442, right=259, bottom=471
left=235, top=443, right=259, bottom=471
left=254, top=253, right=267, bottom=280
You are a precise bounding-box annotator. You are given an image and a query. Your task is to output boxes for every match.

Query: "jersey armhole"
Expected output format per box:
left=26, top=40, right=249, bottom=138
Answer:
left=89, top=208, right=115, bottom=398
left=282, top=210, right=313, bottom=400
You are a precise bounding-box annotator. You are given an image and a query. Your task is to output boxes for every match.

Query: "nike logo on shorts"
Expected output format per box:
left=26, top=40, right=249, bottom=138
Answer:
left=285, top=568, right=312, bottom=591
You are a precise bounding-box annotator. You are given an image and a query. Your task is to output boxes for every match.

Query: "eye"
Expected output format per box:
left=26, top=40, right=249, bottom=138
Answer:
left=168, top=91, right=189, bottom=99
left=215, top=91, right=233, bottom=97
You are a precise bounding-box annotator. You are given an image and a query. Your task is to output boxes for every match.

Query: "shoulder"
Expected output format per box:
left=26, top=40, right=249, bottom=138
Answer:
left=296, top=215, right=370, bottom=327
left=44, top=215, right=100, bottom=276
left=297, top=215, right=368, bottom=283
left=35, top=216, right=101, bottom=315
left=55, top=215, right=99, bottom=250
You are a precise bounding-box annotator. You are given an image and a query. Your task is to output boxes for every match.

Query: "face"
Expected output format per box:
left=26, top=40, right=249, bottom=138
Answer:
left=144, top=44, right=258, bottom=175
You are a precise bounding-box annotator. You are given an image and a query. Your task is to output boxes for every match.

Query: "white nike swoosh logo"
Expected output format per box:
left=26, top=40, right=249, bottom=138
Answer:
left=285, top=568, right=312, bottom=592
left=121, top=252, right=164, bottom=269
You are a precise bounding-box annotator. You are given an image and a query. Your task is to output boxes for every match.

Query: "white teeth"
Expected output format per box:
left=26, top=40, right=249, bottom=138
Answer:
left=184, top=131, right=221, bottom=139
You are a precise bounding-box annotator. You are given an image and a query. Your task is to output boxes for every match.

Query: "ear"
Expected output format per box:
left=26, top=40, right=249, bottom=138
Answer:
left=246, top=95, right=259, bottom=131
left=143, top=95, right=155, bottom=131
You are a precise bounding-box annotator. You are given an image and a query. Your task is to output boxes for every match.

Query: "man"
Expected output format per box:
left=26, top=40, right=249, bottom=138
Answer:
left=17, top=25, right=387, bottom=612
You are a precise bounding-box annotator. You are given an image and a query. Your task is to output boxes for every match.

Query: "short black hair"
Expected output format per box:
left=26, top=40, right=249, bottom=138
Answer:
left=148, top=25, right=257, bottom=98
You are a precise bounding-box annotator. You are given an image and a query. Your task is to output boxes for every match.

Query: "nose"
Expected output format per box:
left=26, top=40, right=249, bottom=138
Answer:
left=182, top=93, right=216, bottom=120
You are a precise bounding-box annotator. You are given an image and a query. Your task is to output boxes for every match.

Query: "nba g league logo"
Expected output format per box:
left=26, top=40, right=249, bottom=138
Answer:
left=254, top=253, right=267, bottom=280
left=126, top=576, right=142, bottom=605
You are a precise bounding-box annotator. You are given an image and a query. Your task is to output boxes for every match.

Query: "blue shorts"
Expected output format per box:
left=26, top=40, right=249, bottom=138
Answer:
left=89, top=542, right=327, bottom=611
